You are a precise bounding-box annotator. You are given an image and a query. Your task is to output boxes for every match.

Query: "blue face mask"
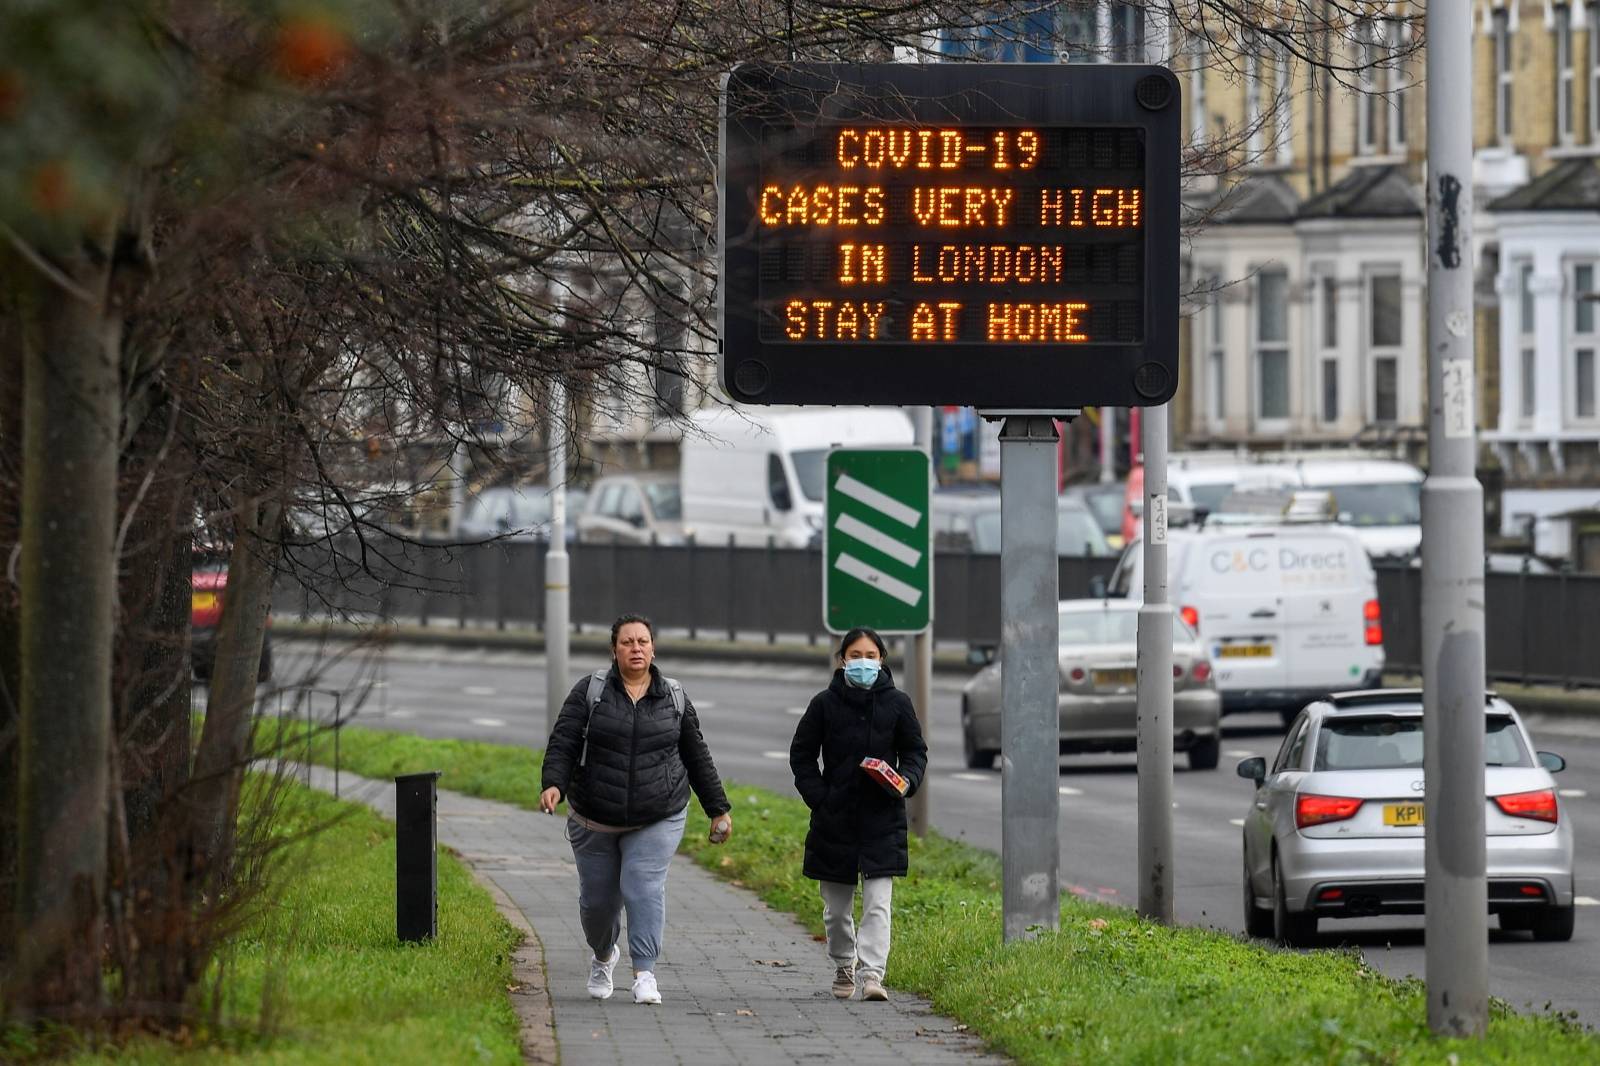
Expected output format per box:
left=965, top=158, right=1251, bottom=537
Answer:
left=843, top=658, right=882, bottom=687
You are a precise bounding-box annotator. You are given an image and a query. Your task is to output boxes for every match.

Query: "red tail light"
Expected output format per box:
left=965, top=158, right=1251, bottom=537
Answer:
left=1363, top=599, right=1383, bottom=646
left=1180, top=605, right=1199, bottom=630
left=1068, top=666, right=1087, bottom=683
left=1172, top=664, right=1183, bottom=679
left=1493, top=789, right=1559, bottom=823
left=1296, top=794, right=1364, bottom=829
left=1191, top=660, right=1212, bottom=683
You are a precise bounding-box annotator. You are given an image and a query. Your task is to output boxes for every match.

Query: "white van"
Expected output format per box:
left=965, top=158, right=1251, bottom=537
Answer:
left=680, top=406, right=914, bottom=548
left=1293, top=456, right=1422, bottom=562
left=1108, top=523, right=1384, bottom=722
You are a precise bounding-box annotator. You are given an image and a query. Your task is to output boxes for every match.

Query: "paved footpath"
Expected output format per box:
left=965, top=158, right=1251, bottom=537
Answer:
left=308, top=767, right=1005, bottom=1066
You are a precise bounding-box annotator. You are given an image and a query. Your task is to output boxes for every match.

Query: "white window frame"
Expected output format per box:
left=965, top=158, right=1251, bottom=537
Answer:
left=1494, top=9, right=1514, bottom=146
left=1253, top=266, right=1291, bottom=428
left=1386, top=19, right=1408, bottom=154
left=1202, top=269, right=1226, bottom=428
left=1357, top=19, right=1380, bottom=156
left=1365, top=268, right=1404, bottom=424
left=1273, top=38, right=1294, bottom=165
left=1556, top=4, right=1576, bottom=146
left=1314, top=267, right=1339, bottom=424
left=1517, top=260, right=1537, bottom=424
left=1569, top=258, right=1598, bottom=423
left=1245, top=40, right=1264, bottom=158
left=1189, top=37, right=1208, bottom=145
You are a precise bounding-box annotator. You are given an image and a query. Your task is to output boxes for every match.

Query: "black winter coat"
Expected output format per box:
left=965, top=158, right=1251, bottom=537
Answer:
left=789, top=666, right=928, bottom=882
left=541, top=664, right=730, bottom=827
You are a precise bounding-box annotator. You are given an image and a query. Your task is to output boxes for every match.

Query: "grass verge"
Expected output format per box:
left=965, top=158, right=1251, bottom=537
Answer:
left=310, top=723, right=1599, bottom=1065
left=28, top=782, right=522, bottom=1064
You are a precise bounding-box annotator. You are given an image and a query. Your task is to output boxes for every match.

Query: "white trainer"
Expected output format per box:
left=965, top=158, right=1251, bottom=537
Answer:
left=587, top=945, right=620, bottom=999
left=631, top=970, right=662, bottom=1005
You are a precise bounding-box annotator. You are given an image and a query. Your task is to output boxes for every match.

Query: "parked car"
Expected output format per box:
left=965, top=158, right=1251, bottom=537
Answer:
left=1238, top=689, right=1575, bottom=946
left=681, top=405, right=913, bottom=548
left=1108, top=521, right=1384, bottom=721
left=932, top=490, right=1112, bottom=557
left=457, top=484, right=587, bottom=543
left=192, top=554, right=272, bottom=683
left=960, top=599, right=1222, bottom=771
left=576, top=472, right=683, bottom=546
left=1062, top=481, right=1127, bottom=549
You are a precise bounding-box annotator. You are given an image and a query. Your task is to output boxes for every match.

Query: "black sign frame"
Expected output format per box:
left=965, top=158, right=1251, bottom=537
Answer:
left=719, top=62, right=1180, bottom=408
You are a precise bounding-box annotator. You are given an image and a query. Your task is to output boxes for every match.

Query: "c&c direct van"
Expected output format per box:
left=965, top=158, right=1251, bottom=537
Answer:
left=680, top=406, right=914, bottom=548
left=1109, top=523, right=1384, bottom=722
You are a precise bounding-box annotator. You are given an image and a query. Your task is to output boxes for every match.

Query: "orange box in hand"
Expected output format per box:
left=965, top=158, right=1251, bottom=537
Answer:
left=860, top=757, right=908, bottom=797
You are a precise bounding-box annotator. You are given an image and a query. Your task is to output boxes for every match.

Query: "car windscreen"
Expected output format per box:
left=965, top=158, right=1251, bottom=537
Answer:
left=1320, top=482, right=1421, bottom=527
left=1188, top=482, right=1235, bottom=513
left=969, top=506, right=1110, bottom=556
left=1078, top=488, right=1124, bottom=534
left=791, top=448, right=828, bottom=502
left=1313, top=714, right=1531, bottom=770
left=644, top=482, right=682, bottom=520
left=1058, top=611, right=1200, bottom=646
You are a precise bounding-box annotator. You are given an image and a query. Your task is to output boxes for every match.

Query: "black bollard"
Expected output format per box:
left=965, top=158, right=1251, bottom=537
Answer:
left=396, top=770, right=442, bottom=942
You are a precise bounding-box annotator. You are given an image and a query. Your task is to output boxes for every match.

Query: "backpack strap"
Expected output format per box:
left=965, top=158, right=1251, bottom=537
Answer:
left=663, top=677, right=685, bottom=717
left=578, top=668, right=608, bottom=767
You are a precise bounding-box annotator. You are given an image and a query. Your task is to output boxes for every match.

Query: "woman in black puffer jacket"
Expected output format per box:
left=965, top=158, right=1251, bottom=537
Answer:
left=789, top=625, right=928, bottom=1004
left=540, top=614, right=731, bottom=1007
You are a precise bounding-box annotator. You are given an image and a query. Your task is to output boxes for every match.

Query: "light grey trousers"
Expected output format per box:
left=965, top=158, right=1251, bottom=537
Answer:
left=819, top=876, right=894, bottom=981
left=566, top=807, right=687, bottom=973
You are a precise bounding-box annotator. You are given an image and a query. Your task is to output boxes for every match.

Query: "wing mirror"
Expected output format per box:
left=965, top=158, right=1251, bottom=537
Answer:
left=1537, top=751, right=1567, bottom=774
left=1236, top=756, right=1266, bottom=784
left=966, top=645, right=996, bottom=667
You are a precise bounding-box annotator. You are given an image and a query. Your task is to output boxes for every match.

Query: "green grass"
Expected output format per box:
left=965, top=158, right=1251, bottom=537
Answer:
left=39, top=783, right=522, bottom=1064
left=308, top=725, right=1600, bottom=1065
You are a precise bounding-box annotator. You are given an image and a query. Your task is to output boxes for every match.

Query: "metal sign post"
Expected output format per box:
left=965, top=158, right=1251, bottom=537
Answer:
left=909, top=408, right=936, bottom=838
left=545, top=379, right=570, bottom=735
left=1423, top=0, right=1488, bottom=1037
left=1135, top=403, right=1173, bottom=924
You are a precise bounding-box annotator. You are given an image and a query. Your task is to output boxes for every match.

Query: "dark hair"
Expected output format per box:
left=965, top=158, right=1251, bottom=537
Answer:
left=836, top=626, right=887, bottom=661
left=610, top=613, right=656, bottom=648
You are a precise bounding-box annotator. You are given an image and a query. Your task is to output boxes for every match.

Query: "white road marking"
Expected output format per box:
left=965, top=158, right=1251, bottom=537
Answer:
left=785, top=706, right=807, bottom=716
left=952, top=772, right=992, bottom=782
left=762, top=751, right=789, bottom=760
left=1228, top=818, right=1246, bottom=827
left=696, top=700, right=717, bottom=710
left=1058, top=785, right=1083, bottom=796
left=387, top=709, right=414, bottom=719
left=833, top=513, right=922, bottom=567
left=833, top=473, right=922, bottom=528
left=471, top=717, right=506, bottom=728
left=1224, top=749, right=1255, bottom=758
left=464, top=686, right=497, bottom=696
left=834, top=552, right=923, bottom=607
left=1576, top=896, right=1600, bottom=907
left=1558, top=789, right=1587, bottom=798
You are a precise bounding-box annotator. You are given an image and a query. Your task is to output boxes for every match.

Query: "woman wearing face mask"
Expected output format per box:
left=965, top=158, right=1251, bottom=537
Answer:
left=789, top=625, right=928, bottom=1003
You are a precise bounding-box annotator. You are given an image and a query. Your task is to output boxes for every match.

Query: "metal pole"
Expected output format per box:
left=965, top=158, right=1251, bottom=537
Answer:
left=1136, top=403, right=1173, bottom=923
left=1098, top=408, right=1115, bottom=483
left=909, top=407, right=935, bottom=837
left=1423, top=0, right=1487, bottom=1038
left=998, top=415, right=1060, bottom=942
left=545, top=379, right=571, bottom=735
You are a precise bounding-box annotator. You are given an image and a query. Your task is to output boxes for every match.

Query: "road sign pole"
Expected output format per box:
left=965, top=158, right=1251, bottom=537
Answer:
left=998, top=415, right=1061, bottom=942
left=1423, top=0, right=1488, bottom=1037
left=909, top=407, right=935, bottom=837
left=1136, top=403, right=1173, bottom=924
left=545, top=379, right=570, bottom=735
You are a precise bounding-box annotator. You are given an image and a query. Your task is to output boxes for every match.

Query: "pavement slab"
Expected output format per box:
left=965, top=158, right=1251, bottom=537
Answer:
left=307, top=766, right=1005, bottom=1065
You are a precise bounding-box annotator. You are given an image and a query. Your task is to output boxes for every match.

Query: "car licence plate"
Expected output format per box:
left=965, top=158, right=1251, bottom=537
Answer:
left=1218, top=643, right=1273, bottom=658
left=192, top=592, right=217, bottom=611
left=1383, top=803, right=1425, bottom=826
left=1092, top=668, right=1137, bottom=687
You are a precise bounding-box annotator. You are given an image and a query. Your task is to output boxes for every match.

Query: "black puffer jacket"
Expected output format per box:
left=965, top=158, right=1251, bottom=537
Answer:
left=541, top=664, right=730, bottom=827
left=789, top=666, right=928, bottom=882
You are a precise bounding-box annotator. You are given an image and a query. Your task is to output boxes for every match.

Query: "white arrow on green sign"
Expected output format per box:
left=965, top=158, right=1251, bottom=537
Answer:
left=823, top=449, right=932, bottom=635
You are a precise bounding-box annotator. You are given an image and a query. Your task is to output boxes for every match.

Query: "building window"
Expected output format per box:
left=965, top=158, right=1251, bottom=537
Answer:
left=1201, top=270, right=1226, bottom=426
left=1245, top=42, right=1263, bottom=158
left=1387, top=19, right=1408, bottom=153
left=1556, top=4, right=1575, bottom=145
left=1109, top=3, right=1144, bottom=62
left=1373, top=357, right=1399, bottom=423
left=1521, top=347, right=1537, bottom=419
left=1574, top=262, right=1597, bottom=420
left=1357, top=20, right=1379, bottom=155
left=1494, top=9, right=1513, bottom=146
left=1370, top=273, right=1402, bottom=348
left=1208, top=350, right=1226, bottom=426
left=1591, top=6, right=1600, bottom=143
left=1321, top=358, right=1340, bottom=424
left=1320, top=274, right=1339, bottom=348
left=1189, top=38, right=1207, bottom=145
left=1255, top=268, right=1289, bottom=421
left=1273, top=40, right=1294, bottom=164
left=1519, top=261, right=1536, bottom=333
left=1518, top=261, right=1536, bottom=421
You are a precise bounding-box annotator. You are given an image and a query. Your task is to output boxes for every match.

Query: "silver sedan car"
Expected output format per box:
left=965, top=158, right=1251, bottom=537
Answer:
left=1238, top=690, right=1576, bottom=946
left=960, top=599, right=1222, bottom=772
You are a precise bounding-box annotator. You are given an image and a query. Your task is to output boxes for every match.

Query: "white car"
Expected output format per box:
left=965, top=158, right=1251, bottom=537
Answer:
left=1238, top=689, right=1576, bottom=946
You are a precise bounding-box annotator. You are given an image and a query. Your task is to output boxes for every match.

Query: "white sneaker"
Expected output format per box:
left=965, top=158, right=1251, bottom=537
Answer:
left=631, top=970, right=662, bottom=1005
left=587, top=945, right=620, bottom=999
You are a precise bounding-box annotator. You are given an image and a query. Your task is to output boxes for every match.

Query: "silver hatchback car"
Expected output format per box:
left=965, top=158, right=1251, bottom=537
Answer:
left=1238, top=690, right=1576, bottom=946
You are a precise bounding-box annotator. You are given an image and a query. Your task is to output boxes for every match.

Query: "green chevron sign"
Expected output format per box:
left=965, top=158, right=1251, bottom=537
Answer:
left=823, top=449, right=932, bottom=635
